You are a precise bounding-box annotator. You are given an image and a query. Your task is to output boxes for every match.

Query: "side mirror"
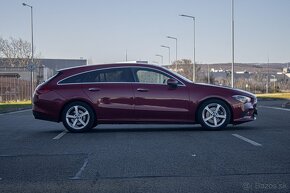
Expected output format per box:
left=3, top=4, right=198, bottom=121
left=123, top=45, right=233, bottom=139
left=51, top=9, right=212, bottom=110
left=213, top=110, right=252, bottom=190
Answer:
left=167, top=78, right=178, bottom=89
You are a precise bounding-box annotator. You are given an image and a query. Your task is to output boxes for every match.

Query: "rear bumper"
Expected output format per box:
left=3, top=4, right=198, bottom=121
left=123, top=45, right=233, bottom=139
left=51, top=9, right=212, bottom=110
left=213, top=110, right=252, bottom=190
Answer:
left=33, top=110, right=59, bottom=122
left=32, top=90, right=63, bottom=122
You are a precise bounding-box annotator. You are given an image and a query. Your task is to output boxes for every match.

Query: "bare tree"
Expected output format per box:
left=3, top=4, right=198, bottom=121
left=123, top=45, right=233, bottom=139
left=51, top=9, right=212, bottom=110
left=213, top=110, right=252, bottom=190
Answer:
left=0, top=37, right=32, bottom=67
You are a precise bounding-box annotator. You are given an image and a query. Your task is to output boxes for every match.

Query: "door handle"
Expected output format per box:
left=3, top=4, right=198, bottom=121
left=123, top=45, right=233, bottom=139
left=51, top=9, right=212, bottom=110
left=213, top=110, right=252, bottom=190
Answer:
left=88, top=88, right=100, bottom=92
left=137, top=88, right=149, bottom=92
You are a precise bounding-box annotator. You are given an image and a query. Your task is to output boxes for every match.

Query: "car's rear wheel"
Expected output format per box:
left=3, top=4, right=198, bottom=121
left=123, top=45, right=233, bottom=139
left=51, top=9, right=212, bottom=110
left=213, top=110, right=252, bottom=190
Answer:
left=62, top=102, right=95, bottom=133
left=198, top=99, right=231, bottom=130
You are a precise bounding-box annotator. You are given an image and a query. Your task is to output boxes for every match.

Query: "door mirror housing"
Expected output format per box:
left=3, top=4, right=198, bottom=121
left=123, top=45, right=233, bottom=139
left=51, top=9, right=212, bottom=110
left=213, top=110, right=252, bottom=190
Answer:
left=167, top=78, right=178, bottom=89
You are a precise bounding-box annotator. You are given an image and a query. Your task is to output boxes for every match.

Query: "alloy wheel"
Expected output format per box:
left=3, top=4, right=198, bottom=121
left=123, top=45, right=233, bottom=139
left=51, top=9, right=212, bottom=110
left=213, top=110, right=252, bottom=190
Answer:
left=65, top=105, right=90, bottom=130
left=201, top=103, right=227, bottom=128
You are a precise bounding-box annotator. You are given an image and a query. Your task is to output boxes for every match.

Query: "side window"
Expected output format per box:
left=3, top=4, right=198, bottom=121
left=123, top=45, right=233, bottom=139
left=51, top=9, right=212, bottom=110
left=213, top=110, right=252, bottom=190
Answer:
left=95, top=68, right=134, bottom=82
left=82, top=68, right=135, bottom=83
left=135, top=69, right=170, bottom=84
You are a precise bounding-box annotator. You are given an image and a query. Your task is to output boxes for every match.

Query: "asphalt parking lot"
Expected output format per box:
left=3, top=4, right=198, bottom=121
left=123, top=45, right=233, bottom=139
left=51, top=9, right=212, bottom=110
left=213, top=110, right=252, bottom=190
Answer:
left=0, top=100, right=289, bottom=193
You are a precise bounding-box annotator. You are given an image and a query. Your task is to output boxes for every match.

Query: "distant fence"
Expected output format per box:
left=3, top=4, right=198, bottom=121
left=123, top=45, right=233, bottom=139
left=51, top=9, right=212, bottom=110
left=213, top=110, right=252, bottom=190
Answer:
left=0, top=67, right=44, bottom=102
left=0, top=75, right=32, bottom=102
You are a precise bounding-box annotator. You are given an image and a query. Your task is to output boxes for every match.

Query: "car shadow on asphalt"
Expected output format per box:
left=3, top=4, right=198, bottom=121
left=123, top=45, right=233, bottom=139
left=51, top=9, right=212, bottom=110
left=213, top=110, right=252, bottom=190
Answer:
left=40, top=124, right=256, bottom=134
left=87, top=124, right=256, bottom=133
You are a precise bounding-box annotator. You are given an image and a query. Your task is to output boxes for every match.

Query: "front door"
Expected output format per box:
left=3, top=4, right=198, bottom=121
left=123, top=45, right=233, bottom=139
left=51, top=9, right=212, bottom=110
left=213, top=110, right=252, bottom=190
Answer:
left=132, top=67, right=190, bottom=122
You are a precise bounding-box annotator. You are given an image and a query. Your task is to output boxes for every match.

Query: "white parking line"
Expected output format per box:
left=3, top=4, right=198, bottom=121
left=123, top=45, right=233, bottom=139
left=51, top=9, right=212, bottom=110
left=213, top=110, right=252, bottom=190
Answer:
left=259, top=106, right=290, bottom=112
left=70, top=157, right=89, bottom=180
left=0, top=109, right=31, bottom=116
left=53, top=131, right=67, bottom=140
left=232, top=134, right=262, bottom=147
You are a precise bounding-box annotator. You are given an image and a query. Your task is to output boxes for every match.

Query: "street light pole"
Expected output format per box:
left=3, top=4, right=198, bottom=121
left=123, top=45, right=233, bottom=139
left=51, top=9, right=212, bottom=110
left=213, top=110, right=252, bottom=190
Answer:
left=179, top=14, right=196, bottom=82
left=231, top=0, right=235, bottom=88
left=166, top=36, right=177, bottom=70
left=271, top=75, right=276, bottom=93
left=266, top=57, right=269, bottom=93
left=208, top=64, right=210, bottom=84
left=161, top=45, right=171, bottom=66
left=155, top=54, right=163, bottom=65
left=22, top=2, right=34, bottom=102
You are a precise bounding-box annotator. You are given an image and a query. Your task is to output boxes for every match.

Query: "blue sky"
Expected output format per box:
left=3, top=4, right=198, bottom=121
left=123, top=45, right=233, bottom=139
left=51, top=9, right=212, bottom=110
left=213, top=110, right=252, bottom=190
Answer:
left=1, top=0, right=290, bottom=64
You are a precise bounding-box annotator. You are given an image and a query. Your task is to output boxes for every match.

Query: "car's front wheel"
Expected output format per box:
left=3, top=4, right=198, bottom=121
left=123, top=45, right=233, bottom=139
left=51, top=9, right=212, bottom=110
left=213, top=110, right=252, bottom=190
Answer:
left=62, top=102, right=95, bottom=133
left=198, top=99, right=231, bottom=130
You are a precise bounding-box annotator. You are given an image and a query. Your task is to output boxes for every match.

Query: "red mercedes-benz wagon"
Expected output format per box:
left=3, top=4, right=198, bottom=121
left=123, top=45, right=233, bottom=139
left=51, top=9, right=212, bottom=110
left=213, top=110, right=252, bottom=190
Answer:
left=33, top=63, right=257, bottom=132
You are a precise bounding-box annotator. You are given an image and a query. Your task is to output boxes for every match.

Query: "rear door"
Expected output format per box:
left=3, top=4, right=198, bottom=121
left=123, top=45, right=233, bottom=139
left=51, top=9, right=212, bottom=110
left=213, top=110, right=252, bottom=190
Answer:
left=81, top=67, right=135, bottom=122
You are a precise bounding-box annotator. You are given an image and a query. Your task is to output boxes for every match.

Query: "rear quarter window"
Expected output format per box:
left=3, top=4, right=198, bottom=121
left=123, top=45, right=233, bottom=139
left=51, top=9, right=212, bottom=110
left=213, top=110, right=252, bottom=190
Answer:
left=58, top=68, right=134, bottom=84
left=58, top=73, right=88, bottom=84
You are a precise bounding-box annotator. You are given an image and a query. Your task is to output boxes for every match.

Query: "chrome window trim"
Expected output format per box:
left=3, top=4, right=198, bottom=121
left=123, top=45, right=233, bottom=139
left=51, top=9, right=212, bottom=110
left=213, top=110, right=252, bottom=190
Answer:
left=57, top=66, right=186, bottom=87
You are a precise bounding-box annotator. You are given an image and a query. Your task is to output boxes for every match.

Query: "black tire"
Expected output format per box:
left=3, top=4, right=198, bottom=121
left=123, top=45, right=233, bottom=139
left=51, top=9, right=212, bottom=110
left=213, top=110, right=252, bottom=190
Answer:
left=197, top=99, right=231, bottom=130
left=62, top=101, right=95, bottom=133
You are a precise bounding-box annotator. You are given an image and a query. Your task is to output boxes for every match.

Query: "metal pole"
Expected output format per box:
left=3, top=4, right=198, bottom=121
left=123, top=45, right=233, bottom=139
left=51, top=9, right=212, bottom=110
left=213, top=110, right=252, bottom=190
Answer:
left=207, top=64, right=210, bottom=84
left=231, top=0, right=235, bottom=88
left=193, top=17, right=196, bottom=82
left=166, top=36, right=177, bottom=70
left=168, top=47, right=170, bottom=66
left=266, top=57, right=269, bottom=93
left=179, top=14, right=196, bottom=82
left=273, top=75, right=276, bottom=92
left=174, top=38, right=177, bottom=70
left=161, top=45, right=170, bottom=65
left=126, top=49, right=128, bottom=61
left=31, top=5, right=34, bottom=102
left=174, top=39, right=177, bottom=62
left=31, top=6, right=34, bottom=63
left=156, top=54, right=163, bottom=65
left=23, top=3, right=34, bottom=102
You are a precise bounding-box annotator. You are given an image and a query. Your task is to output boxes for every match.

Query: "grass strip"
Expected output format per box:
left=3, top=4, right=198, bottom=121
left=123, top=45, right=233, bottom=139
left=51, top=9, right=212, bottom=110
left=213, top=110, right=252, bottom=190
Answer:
left=256, top=93, right=290, bottom=100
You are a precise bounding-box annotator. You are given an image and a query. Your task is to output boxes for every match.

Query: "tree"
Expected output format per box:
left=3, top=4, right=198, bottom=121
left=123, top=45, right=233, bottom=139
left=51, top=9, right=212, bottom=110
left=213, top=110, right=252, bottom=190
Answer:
left=0, top=37, right=32, bottom=67
left=170, top=59, right=194, bottom=80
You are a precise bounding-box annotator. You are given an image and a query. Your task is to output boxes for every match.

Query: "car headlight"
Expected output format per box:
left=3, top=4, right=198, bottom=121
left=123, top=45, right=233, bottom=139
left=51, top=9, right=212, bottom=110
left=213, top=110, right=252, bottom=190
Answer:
left=232, top=95, right=251, bottom=104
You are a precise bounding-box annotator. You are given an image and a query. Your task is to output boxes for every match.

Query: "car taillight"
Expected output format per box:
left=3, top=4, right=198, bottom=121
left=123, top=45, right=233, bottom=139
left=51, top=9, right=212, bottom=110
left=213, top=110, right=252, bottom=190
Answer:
left=35, top=84, right=51, bottom=95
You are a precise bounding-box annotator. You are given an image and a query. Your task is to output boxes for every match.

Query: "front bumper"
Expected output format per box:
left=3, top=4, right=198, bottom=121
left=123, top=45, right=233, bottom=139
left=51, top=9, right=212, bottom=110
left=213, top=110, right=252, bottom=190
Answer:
left=232, top=103, right=257, bottom=125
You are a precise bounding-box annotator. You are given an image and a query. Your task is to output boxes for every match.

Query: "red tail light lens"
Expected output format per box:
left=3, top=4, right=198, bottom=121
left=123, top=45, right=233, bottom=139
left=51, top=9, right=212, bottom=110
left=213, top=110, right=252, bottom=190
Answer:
left=35, top=84, right=51, bottom=95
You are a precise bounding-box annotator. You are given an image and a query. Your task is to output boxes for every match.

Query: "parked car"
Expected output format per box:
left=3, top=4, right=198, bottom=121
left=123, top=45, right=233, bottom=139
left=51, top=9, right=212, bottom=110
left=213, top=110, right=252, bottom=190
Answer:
left=33, top=63, right=257, bottom=132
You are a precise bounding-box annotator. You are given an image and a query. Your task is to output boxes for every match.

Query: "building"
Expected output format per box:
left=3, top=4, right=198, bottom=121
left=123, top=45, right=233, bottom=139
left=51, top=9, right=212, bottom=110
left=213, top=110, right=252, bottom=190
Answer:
left=0, top=58, right=87, bottom=81
left=0, top=58, right=87, bottom=102
left=283, top=67, right=290, bottom=78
